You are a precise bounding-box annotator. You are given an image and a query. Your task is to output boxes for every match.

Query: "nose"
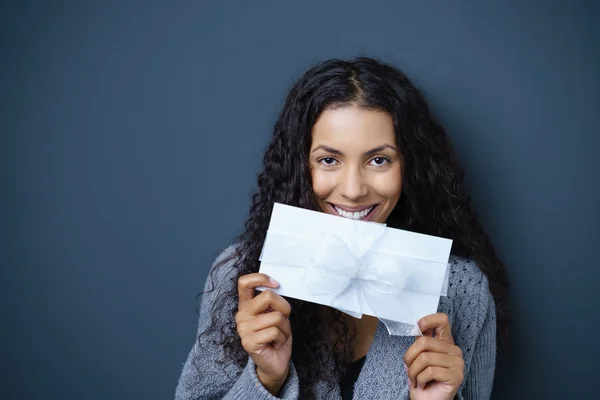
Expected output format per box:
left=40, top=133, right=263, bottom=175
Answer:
left=338, top=166, right=368, bottom=200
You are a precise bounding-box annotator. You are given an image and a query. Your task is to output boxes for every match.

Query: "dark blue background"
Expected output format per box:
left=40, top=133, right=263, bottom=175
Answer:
left=3, top=1, right=598, bottom=399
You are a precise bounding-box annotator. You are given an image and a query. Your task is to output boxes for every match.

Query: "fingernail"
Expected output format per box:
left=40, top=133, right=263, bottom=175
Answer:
left=403, top=363, right=408, bottom=372
left=269, top=277, right=279, bottom=286
left=408, top=378, right=414, bottom=387
left=418, top=383, right=424, bottom=390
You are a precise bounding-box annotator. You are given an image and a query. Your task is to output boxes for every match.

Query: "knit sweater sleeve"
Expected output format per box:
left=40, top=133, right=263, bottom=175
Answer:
left=460, top=281, right=496, bottom=399
left=447, top=258, right=497, bottom=400
left=174, top=246, right=301, bottom=400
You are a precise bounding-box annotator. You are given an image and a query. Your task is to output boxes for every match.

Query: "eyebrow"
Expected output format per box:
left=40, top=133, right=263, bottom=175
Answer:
left=311, top=144, right=397, bottom=157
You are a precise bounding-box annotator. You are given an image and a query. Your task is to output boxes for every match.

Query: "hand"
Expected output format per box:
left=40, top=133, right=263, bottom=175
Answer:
left=404, top=313, right=465, bottom=400
left=235, top=273, right=293, bottom=396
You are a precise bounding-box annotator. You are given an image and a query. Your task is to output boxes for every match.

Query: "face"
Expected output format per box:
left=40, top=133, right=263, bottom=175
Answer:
left=309, top=106, right=403, bottom=223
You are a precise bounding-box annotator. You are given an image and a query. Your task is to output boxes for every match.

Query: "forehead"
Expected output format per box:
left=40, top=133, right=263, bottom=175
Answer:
left=311, top=106, right=396, bottom=148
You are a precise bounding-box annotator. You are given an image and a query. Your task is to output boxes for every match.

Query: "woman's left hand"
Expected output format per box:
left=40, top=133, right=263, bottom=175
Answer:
left=404, top=313, right=465, bottom=400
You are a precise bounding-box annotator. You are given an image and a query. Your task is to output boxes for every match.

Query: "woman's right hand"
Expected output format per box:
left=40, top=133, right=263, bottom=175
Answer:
left=236, top=273, right=293, bottom=396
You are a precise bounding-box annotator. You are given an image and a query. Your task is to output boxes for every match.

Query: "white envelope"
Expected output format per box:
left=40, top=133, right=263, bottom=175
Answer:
left=257, top=203, right=453, bottom=331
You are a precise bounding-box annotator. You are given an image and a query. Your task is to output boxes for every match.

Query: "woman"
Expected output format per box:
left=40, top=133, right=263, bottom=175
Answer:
left=175, top=57, right=509, bottom=399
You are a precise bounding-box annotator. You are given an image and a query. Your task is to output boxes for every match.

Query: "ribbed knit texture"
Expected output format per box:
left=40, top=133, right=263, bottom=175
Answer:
left=175, top=245, right=496, bottom=399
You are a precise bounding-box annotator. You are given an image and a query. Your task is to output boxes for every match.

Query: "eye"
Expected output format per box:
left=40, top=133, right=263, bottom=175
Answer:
left=318, top=157, right=339, bottom=166
left=369, top=156, right=390, bottom=166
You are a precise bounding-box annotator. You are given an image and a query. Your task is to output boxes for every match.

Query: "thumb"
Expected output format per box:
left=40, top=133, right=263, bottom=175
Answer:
left=417, top=313, right=454, bottom=343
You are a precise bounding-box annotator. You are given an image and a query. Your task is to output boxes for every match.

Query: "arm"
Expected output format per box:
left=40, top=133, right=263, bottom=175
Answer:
left=460, top=287, right=496, bottom=399
left=174, top=246, right=301, bottom=400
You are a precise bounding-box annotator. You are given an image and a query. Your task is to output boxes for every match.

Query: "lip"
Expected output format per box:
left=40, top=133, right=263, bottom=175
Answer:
left=330, top=203, right=377, bottom=212
left=328, top=203, right=379, bottom=222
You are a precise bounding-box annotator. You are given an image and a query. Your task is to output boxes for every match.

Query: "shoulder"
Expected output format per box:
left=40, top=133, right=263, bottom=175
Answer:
left=196, top=244, right=242, bottom=327
left=200, top=243, right=242, bottom=300
left=445, top=255, right=490, bottom=300
left=214, top=243, right=240, bottom=267
left=207, top=244, right=240, bottom=287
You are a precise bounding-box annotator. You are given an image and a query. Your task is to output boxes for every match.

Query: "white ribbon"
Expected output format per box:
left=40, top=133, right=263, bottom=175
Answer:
left=259, top=224, right=450, bottom=336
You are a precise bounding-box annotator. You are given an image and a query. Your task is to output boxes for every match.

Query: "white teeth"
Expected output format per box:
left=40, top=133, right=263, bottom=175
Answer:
left=334, top=206, right=374, bottom=220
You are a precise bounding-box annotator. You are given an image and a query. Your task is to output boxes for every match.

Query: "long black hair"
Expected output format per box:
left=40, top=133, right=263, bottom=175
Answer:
left=198, top=57, right=510, bottom=398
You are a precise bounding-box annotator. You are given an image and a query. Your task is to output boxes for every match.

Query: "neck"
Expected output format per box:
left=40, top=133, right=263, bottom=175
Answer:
left=352, top=314, right=379, bottom=331
left=348, top=314, right=379, bottom=360
left=319, top=307, right=380, bottom=360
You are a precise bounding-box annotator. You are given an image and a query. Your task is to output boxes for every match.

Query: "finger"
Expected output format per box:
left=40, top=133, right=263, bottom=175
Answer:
left=241, top=327, right=282, bottom=354
left=238, top=273, right=279, bottom=304
left=414, top=366, right=463, bottom=390
left=404, top=336, right=463, bottom=367
left=417, top=313, right=454, bottom=343
left=238, top=311, right=292, bottom=338
left=249, top=327, right=287, bottom=352
left=246, top=289, right=292, bottom=318
left=407, top=352, right=464, bottom=386
left=235, top=290, right=291, bottom=326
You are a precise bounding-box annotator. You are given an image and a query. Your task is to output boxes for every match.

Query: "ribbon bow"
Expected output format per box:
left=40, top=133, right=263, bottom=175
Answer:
left=303, top=231, right=423, bottom=336
left=259, top=224, right=449, bottom=336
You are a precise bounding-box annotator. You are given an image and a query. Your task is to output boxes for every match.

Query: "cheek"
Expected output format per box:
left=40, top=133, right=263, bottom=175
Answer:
left=310, top=169, right=335, bottom=199
left=374, top=167, right=403, bottom=202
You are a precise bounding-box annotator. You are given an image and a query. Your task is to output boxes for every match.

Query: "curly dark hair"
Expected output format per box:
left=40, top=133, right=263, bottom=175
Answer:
left=197, top=56, right=510, bottom=398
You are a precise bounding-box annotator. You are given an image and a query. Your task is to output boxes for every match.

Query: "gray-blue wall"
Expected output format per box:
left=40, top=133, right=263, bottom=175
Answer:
left=3, top=1, right=598, bottom=399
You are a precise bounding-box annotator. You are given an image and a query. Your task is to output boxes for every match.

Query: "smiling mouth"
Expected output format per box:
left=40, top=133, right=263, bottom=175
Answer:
left=328, top=203, right=378, bottom=221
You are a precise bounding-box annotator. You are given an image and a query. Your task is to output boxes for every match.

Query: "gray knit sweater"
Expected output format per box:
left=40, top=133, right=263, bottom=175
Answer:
left=175, top=245, right=496, bottom=399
